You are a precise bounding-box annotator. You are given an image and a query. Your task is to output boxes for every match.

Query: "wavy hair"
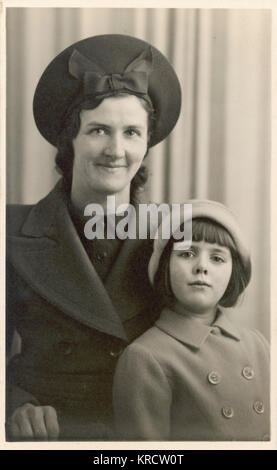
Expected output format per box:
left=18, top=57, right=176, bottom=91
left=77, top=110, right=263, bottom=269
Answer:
left=55, top=93, right=156, bottom=204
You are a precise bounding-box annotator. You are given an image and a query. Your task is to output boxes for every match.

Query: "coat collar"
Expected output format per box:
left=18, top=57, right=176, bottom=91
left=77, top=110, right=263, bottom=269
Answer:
left=20, top=181, right=62, bottom=238
left=155, top=307, right=241, bottom=349
left=7, top=181, right=154, bottom=341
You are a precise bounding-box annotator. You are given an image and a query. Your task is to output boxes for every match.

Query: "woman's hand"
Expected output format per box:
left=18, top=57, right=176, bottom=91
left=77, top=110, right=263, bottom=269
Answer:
left=8, top=403, right=60, bottom=440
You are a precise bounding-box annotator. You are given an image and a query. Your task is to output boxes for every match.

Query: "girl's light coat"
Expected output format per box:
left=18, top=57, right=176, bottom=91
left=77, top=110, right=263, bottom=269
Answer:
left=113, top=308, right=270, bottom=441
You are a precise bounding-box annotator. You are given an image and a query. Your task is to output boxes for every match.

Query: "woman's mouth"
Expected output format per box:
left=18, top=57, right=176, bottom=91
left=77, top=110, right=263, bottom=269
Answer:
left=96, top=163, right=127, bottom=171
left=98, top=163, right=126, bottom=168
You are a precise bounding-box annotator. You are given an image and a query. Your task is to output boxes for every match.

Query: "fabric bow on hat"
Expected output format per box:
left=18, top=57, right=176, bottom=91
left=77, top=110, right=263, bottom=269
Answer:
left=33, top=34, right=182, bottom=147
left=69, top=47, right=153, bottom=97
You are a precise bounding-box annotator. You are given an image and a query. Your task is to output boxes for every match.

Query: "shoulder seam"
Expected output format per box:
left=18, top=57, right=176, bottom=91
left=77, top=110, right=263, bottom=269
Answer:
left=125, top=334, right=172, bottom=381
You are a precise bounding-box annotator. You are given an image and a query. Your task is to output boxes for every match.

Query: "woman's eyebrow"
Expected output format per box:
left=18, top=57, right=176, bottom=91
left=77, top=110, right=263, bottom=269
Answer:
left=83, top=122, right=146, bottom=130
left=84, top=121, right=110, bottom=128
left=123, top=124, right=145, bottom=129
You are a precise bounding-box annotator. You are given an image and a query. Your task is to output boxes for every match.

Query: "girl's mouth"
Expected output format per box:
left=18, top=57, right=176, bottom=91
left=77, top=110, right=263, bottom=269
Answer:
left=189, top=281, right=211, bottom=287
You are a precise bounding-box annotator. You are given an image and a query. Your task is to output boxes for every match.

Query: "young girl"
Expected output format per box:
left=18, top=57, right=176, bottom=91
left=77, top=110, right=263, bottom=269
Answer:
left=113, top=200, right=270, bottom=441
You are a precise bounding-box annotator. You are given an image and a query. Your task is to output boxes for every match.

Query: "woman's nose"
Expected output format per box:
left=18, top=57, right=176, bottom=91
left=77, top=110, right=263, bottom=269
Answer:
left=104, top=134, right=125, bottom=158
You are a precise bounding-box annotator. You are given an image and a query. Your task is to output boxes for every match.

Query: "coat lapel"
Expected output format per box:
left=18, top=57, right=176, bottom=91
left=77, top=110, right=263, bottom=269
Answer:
left=104, top=207, right=155, bottom=324
left=7, top=183, right=127, bottom=341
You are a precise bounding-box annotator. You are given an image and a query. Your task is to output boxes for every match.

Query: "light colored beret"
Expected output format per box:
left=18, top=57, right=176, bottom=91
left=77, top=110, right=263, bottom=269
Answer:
left=148, top=199, right=251, bottom=286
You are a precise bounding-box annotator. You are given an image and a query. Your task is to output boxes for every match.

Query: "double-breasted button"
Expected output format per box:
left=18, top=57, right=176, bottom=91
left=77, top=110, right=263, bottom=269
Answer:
left=11, top=355, right=20, bottom=364
left=242, top=366, right=254, bottom=380
left=208, top=370, right=221, bottom=385
left=211, top=327, right=220, bottom=336
left=56, top=341, right=73, bottom=356
left=95, top=252, right=108, bottom=261
left=110, top=347, right=123, bottom=358
left=253, top=400, right=264, bottom=414
left=222, top=406, right=234, bottom=419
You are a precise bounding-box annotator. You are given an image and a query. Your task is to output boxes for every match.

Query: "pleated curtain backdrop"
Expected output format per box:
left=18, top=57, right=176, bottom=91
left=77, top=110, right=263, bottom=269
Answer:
left=6, top=8, right=271, bottom=337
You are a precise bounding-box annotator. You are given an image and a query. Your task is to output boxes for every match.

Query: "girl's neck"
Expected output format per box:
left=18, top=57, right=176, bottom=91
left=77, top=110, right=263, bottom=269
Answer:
left=171, top=301, right=217, bottom=326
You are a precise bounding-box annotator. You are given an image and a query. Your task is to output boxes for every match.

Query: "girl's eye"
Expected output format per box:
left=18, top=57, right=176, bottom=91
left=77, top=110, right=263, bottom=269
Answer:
left=179, top=251, right=195, bottom=259
left=212, top=255, right=225, bottom=263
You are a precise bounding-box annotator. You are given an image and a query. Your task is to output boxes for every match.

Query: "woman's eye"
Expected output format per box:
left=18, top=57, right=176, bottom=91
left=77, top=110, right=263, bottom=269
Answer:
left=125, top=129, right=140, bottom=137
left=88, top=128, right=106, bottom=135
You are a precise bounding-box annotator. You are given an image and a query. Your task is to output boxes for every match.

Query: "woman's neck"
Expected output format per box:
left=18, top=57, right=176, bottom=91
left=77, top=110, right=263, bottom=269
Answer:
left=70, top=186, right=131, bottom=216
left=171, top=301, right=217, bottom=326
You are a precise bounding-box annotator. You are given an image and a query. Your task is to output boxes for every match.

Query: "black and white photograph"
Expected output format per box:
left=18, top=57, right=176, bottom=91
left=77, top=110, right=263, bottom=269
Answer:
left=1, top=0, right=276, bottom=451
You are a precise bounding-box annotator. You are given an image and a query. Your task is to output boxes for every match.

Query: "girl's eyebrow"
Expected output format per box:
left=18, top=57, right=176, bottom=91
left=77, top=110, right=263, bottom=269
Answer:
left=183, top=243, right=230, bottom=255
left=209, top=247, right=230, bottom=255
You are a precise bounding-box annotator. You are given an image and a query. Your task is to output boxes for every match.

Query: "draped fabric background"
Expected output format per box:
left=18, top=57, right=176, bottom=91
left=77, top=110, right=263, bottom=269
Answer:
left=6, top=8, right=271, bottom=338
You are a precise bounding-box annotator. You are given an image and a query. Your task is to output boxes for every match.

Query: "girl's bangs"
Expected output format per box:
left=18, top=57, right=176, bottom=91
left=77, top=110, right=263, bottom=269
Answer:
left=191, top=218, right=237, bottom=252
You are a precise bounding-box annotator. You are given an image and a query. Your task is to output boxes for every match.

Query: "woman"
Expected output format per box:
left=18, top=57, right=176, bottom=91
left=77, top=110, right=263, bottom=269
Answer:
left=6, top=34, right=181, bottom=440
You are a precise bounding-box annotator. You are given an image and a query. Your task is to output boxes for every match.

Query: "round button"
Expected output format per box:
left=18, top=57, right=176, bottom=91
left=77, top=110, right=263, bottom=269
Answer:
left=11, top=355, right=20, bottom=364
left=222, top=406, right=234, bottom=419
left=95, top=252, right=108, bottom=261
left=242, top=366, right=254, bottom=380
left=56, top=341, right=73, bottom=356
left=211, top=327, right=220, bottom=336
left=110, top=348, right=123, bottom=358
left=253, top=400, right=264, bottom=414
left=208, top=370, right=221, bottom=385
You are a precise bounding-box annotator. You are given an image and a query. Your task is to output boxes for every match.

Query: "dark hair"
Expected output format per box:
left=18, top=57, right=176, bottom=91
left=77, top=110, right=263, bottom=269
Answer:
left=55, top=93, right=156, bottom=204
left=153, top=217, right=250, bottom=309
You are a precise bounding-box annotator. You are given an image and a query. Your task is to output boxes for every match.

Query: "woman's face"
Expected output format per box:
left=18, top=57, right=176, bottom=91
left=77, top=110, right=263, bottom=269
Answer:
left=169, top=240, right=233, bottom=315
left=71, top=94, right=148, bottom=205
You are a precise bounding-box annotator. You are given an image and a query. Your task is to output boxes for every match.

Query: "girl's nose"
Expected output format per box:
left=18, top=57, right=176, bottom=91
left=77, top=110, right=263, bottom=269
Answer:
left=196, top=266, right=208, bottom=275
left=104, top=135, right=125, bottom=159
left=193, top=257, right=208, bottom=275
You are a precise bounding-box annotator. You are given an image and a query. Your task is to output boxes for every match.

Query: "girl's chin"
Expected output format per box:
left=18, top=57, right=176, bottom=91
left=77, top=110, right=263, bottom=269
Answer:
left=176, top=300, right=216, bottom=315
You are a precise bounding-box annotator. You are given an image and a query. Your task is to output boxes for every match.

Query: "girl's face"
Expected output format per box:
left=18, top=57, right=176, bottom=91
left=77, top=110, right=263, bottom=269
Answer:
left=169, top=240, right=233, bottom=315
left=71, top=94, right=148, bottom=204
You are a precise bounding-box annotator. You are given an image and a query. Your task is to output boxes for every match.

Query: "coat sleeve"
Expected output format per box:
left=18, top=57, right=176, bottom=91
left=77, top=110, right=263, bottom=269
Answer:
left=6, top=261, right=41, bottom=420
left=252, top=329, right=270, bottom=359
left=113, top=342, right=172, bottom=440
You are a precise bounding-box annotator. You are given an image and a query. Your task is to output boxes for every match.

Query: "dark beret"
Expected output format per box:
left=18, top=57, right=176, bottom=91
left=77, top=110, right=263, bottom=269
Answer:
left=33, top=34, right=182, bottom=148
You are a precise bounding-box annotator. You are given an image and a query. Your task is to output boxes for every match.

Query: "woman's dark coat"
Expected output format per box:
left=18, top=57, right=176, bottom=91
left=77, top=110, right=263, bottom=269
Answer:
left=6, top=181, right=157, bottom=440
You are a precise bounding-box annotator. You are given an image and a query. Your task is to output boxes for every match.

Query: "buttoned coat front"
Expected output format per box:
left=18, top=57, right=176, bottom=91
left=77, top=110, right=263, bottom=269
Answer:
left=113, top=308, right=270, bottom=441
left=6, top=181, right=157, bottom=440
